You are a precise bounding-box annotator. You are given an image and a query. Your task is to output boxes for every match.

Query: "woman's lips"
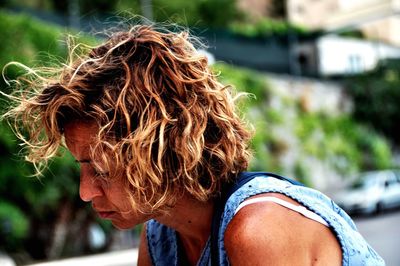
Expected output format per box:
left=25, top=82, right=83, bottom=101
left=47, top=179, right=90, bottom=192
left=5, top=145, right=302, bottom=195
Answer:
left=97, top=211, right=115, bottom=219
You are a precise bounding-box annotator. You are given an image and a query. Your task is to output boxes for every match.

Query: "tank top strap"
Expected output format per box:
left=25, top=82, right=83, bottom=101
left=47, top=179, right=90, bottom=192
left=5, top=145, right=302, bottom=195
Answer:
left=234, top=196, right=329, bottom=227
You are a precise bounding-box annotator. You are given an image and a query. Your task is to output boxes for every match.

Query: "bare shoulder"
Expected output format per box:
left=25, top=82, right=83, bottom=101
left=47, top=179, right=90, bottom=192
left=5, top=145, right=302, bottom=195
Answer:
left=137, top=223, right=153, bottom=266
left=224, top=193, right=342, bottom=266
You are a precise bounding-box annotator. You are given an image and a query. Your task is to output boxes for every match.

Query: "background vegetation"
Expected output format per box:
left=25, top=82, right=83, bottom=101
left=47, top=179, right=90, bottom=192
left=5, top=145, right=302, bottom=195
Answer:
left=0, top=0, right=306, bottom=38
left=345, top=59, right=400, bottom=147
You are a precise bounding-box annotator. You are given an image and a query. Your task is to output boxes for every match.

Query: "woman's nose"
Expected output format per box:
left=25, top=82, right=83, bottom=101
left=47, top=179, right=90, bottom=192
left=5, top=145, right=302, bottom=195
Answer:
left=79, top=172, right=103, bottom=202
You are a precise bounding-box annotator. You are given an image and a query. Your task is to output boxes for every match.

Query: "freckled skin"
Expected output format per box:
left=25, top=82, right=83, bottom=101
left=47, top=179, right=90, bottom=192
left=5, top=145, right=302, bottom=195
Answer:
left=64, top=120, right=151, bottom=229
left=224, top=193, right=342, bottom=266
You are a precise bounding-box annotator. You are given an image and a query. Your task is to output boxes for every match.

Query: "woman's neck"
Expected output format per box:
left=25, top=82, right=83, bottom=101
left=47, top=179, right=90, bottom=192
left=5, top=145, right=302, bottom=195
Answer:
left=155, top=194, right=214, bottom=264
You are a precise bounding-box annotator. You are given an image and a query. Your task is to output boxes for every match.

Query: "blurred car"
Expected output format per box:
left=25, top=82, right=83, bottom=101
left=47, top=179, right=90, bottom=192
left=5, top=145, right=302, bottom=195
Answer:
left=335, top=170, right=400, bottom=215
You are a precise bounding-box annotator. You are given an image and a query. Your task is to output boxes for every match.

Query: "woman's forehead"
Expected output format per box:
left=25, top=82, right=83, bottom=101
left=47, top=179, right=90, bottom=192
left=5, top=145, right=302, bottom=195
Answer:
left=64, top=120, right=116, bottom=164
left=64, top=120, right=98, bottom=134
left=64, top=120, right=98, bottom=148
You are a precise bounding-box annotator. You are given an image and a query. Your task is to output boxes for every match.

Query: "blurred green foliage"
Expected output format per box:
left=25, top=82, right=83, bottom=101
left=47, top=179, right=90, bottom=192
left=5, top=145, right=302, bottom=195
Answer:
left=295, top=114, right=392, bottom=173
left=149, top=0, right=240, bottom=27
left=0, top=0, right=118, bottom=15
left=346, top=59, right=400, bottom=146
left=0, top=201, right=29, bottom=250
left=0, top=10, right=64, bottom=74
left=229, top=18, right=308, bottom=39
left=1, top=0, right=240, bottom=28
left=338, top=29, right=365, bottom=39
left=1, top=0, right=305, bottom=38
left=214, top=62, right=270, bottom=102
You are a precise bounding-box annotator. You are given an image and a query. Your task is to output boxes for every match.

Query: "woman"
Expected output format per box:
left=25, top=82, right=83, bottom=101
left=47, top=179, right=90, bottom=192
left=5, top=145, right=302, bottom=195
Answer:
left=2, top=25, right=384, bottom=265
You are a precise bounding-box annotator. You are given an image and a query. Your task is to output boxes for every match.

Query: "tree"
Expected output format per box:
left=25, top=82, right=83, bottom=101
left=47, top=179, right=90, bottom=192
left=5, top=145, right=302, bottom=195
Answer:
left=346, top=59, right=400, bottom=146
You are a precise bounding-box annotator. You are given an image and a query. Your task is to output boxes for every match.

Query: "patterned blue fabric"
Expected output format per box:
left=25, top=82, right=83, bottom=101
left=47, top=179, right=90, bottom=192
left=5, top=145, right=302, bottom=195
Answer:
left=146, top=175, right=385, bottom=265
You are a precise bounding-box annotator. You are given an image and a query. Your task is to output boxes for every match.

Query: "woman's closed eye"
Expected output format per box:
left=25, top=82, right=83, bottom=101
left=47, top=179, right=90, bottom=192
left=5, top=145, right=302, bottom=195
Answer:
left=93, top=169, right=110, bottom=179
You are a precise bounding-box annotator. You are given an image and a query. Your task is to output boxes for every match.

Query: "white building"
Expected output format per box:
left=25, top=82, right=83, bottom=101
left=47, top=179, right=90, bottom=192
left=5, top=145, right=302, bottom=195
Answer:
left=295, top=35, right=400, bottom=76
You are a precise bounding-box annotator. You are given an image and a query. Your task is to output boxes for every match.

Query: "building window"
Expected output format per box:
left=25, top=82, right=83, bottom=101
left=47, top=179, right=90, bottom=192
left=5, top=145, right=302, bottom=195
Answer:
left=348, top=55, right=363, bottom=73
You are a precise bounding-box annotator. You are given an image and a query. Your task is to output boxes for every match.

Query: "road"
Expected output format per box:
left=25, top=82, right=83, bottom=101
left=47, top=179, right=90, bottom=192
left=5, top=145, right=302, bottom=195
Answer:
left=354, top=210, right=400, bottom=266
left=27, top=210, right=400, bottom=266
left=28, top=249, right=138, bottom=266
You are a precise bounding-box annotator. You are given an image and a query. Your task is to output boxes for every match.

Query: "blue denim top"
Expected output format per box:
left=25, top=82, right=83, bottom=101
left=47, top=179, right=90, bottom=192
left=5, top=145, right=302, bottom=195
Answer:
left=146, top=175, right=385, bottom=266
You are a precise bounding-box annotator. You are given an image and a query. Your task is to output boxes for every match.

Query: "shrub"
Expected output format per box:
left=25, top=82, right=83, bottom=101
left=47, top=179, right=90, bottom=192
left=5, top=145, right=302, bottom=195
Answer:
left=346, top=59, right=400, bottom=146
left=0, top=201, right=29, bottom=251
left=229, top=17, right=308, bottom=39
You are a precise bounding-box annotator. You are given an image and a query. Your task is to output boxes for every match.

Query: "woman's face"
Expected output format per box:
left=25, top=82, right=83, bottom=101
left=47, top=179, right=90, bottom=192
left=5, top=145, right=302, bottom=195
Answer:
left=64, top=120, right=150, bottom=229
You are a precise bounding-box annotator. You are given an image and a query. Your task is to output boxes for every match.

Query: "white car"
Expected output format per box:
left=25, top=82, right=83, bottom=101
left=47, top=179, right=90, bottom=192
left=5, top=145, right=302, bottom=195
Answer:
left=335, top=170, right=400, bottom=215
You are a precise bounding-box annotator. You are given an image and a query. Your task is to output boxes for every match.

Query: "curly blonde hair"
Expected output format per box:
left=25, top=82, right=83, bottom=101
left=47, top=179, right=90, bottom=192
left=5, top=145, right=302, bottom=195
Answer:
left=2, top=25, right=252, bottom=213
